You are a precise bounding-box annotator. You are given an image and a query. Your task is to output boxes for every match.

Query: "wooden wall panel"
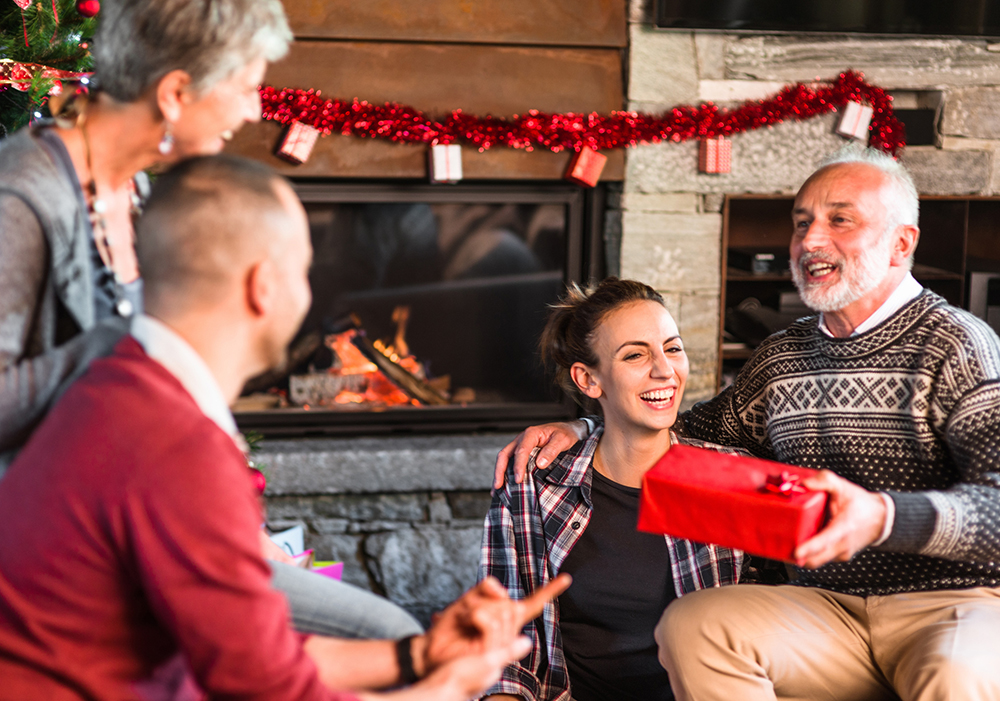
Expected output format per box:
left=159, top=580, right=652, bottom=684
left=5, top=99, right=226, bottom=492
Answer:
left=283, top=0, right=627, bottom=47
left=228, top=41, right=625, bottom=180
left=260, top=41, right=623, bottom=116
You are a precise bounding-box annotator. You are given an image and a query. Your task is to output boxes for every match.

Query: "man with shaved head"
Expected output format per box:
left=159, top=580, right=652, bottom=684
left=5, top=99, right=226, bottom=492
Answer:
left=495, top=148, right=1000, bottom=700
left=0, top=155, right=569, bottom=700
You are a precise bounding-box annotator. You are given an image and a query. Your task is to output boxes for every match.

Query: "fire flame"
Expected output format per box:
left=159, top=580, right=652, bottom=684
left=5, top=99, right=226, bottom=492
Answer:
left=326, top=327, right=420, bottom=407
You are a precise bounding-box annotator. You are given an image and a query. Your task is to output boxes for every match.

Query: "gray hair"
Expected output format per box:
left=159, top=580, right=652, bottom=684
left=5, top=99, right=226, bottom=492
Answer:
left=819, top=145, right=919, bottom=268
left=93, top=0, right=292, bottom=102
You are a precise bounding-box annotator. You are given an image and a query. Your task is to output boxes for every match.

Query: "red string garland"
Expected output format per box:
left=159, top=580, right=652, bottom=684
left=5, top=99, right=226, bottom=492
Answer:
left=259, top=70, right=905, bottom=156
left=0, top=59, right=89, bottom=92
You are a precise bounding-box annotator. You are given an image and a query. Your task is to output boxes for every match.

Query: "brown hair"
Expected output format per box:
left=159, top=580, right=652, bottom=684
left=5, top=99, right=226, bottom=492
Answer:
left=539, top=277, right=666, bottom=410
left=136, top=154, right=291, bottom=312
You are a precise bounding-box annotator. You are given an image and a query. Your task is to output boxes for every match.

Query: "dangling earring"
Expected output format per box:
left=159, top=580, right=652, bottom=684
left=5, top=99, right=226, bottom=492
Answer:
left=158, top=122, right=175, bottom=155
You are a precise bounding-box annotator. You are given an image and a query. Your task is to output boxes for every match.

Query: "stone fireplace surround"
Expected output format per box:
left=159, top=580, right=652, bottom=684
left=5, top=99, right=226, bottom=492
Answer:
left=260, top=434, right=509, bottom=626
left=261, top=0, right=1000, bottom=623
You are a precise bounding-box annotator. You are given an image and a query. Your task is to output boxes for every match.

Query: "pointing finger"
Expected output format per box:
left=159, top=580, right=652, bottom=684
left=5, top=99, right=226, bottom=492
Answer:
left=517, top=573, right=572, bottom=625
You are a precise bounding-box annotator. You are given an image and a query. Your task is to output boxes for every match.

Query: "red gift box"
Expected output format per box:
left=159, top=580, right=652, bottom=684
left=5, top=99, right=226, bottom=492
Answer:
left=638, top=444, right=828, bottom=561
left=276, top=120, right=320, bottom=165
left=698, top=136, right=731, bottom=173
left=564, top=146, right=607, bottom=187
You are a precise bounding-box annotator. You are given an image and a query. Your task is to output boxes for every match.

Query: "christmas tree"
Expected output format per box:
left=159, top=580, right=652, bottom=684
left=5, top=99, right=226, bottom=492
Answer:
left=0, top=0, right=97, bottom=137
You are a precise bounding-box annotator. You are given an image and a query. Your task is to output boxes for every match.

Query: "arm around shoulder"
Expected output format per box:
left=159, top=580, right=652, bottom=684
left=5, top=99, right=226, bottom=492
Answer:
left=493, top=419, right=592, bottom=489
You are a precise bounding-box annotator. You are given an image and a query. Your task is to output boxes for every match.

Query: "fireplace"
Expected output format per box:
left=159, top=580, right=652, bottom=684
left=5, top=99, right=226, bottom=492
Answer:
left=234, top=182, right=603, bottom=436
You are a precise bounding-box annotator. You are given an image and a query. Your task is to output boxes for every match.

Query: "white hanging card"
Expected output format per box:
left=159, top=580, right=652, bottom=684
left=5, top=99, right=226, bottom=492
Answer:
left=429, top=144, right=463, bottom=183
left=836, top=101, right=874, bottom=140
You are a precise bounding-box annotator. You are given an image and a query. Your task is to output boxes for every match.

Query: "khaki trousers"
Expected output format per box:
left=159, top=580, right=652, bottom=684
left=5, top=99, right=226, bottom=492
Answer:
left=656, top=584, right=1000, bottom=701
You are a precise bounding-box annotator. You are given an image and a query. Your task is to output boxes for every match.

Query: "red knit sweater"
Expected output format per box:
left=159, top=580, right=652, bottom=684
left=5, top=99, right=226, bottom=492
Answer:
left=0, top=337, right=356, bottom=701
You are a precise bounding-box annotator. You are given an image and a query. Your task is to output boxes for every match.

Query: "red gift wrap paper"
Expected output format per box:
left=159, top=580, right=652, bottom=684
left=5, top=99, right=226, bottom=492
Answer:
left=638, top=445, right=828, bottom=561
left=564, top=145, right=607, bottom=186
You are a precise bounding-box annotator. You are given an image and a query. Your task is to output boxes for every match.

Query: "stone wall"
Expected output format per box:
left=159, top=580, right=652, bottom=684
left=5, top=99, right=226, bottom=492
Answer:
left=260, top=434, right=511, bottom=625
left=618, top=0, right=1000, bottom=405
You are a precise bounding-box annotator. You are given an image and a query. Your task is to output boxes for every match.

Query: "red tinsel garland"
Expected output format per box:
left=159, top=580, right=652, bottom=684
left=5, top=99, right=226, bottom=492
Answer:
left=259, top=70, right=905, bottom=156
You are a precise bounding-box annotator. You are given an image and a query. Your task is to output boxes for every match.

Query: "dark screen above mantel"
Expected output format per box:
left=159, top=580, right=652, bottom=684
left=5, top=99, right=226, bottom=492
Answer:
left=657, top=0, right=1000, bottom=37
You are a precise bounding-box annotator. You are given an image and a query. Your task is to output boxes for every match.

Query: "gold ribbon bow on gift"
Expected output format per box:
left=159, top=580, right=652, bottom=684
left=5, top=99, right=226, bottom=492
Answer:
left=762, top=471, right=807, bottom=498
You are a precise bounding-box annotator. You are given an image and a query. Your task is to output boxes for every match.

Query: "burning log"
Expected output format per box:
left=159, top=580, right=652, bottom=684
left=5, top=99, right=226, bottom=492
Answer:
left=351, top=330, right=449, bottom=406
left=286, top=308, right=449, bottom=409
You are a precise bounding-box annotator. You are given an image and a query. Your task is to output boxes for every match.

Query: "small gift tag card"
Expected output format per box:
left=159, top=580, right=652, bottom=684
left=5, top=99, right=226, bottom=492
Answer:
left=836, top=101, right=873, bottom=141
left=429, top=143, right=463, bottom=183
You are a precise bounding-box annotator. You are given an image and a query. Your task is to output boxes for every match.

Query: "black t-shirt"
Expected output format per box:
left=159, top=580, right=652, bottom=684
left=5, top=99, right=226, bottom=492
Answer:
left=557, top=469, right=676, bottom=701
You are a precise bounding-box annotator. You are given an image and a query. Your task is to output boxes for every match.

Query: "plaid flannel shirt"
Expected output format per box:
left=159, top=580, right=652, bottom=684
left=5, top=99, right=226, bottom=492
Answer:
left=478, top=428, right=745, bottom=701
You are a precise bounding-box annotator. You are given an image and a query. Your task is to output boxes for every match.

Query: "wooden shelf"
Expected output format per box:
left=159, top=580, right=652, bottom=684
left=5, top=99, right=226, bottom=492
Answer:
left=722, top=345, right=756, bottom=360
left=726, top=263, right=961, bottom=283
left=726, top=268, right=791, bottom=282
left=911, top=263, right=963, bottom=281
left=718, top=195, right=1000, bottom=392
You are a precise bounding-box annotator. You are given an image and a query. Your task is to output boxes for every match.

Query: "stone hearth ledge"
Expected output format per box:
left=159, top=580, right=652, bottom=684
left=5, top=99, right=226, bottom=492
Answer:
left=258, top=433, right=520, bottom=496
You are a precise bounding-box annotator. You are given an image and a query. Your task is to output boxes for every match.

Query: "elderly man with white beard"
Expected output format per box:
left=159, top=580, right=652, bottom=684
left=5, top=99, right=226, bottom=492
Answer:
left=493, top=148, right=1000, bottom=701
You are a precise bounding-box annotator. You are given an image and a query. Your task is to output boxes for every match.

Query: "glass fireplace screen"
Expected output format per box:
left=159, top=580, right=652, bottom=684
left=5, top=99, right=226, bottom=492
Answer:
left=234, top=183, right=590, bottom=436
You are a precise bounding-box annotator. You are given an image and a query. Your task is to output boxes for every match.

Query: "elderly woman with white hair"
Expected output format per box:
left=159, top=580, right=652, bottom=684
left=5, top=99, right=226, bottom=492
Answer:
left=0, top=0, right=421, bottom=642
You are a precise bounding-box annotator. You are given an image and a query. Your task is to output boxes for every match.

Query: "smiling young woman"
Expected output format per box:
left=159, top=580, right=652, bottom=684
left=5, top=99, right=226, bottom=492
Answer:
left=479, top=277, right=747, bottom=701
left=567, top=296, right=688, bottom=488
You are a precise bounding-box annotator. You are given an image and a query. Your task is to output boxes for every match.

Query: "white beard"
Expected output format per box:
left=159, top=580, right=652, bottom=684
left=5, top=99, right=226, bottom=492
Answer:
left=791, top=237, right=894, bottom=313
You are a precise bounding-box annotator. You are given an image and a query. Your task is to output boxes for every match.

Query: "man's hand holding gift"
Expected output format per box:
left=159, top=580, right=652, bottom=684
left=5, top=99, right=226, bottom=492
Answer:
left=794, top=470, right=888, bottom=569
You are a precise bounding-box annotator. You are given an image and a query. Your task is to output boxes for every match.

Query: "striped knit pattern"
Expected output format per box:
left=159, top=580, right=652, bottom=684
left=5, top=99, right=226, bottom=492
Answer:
left=683, top=290, right=1000, bottom=596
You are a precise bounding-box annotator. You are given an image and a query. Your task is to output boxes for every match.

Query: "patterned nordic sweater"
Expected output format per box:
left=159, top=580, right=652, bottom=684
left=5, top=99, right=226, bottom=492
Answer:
left=682, top=290, right=1000, bottom=596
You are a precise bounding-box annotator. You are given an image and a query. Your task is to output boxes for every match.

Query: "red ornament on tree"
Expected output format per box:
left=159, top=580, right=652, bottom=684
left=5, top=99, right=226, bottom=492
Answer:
left=76, top=0, right=100, bottom=18
left=249, top=467, right=267, bottom=495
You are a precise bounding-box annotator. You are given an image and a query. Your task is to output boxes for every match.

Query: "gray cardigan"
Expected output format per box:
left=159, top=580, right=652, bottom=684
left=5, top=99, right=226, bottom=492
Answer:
left=0, top=128, right=127, bottom=470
